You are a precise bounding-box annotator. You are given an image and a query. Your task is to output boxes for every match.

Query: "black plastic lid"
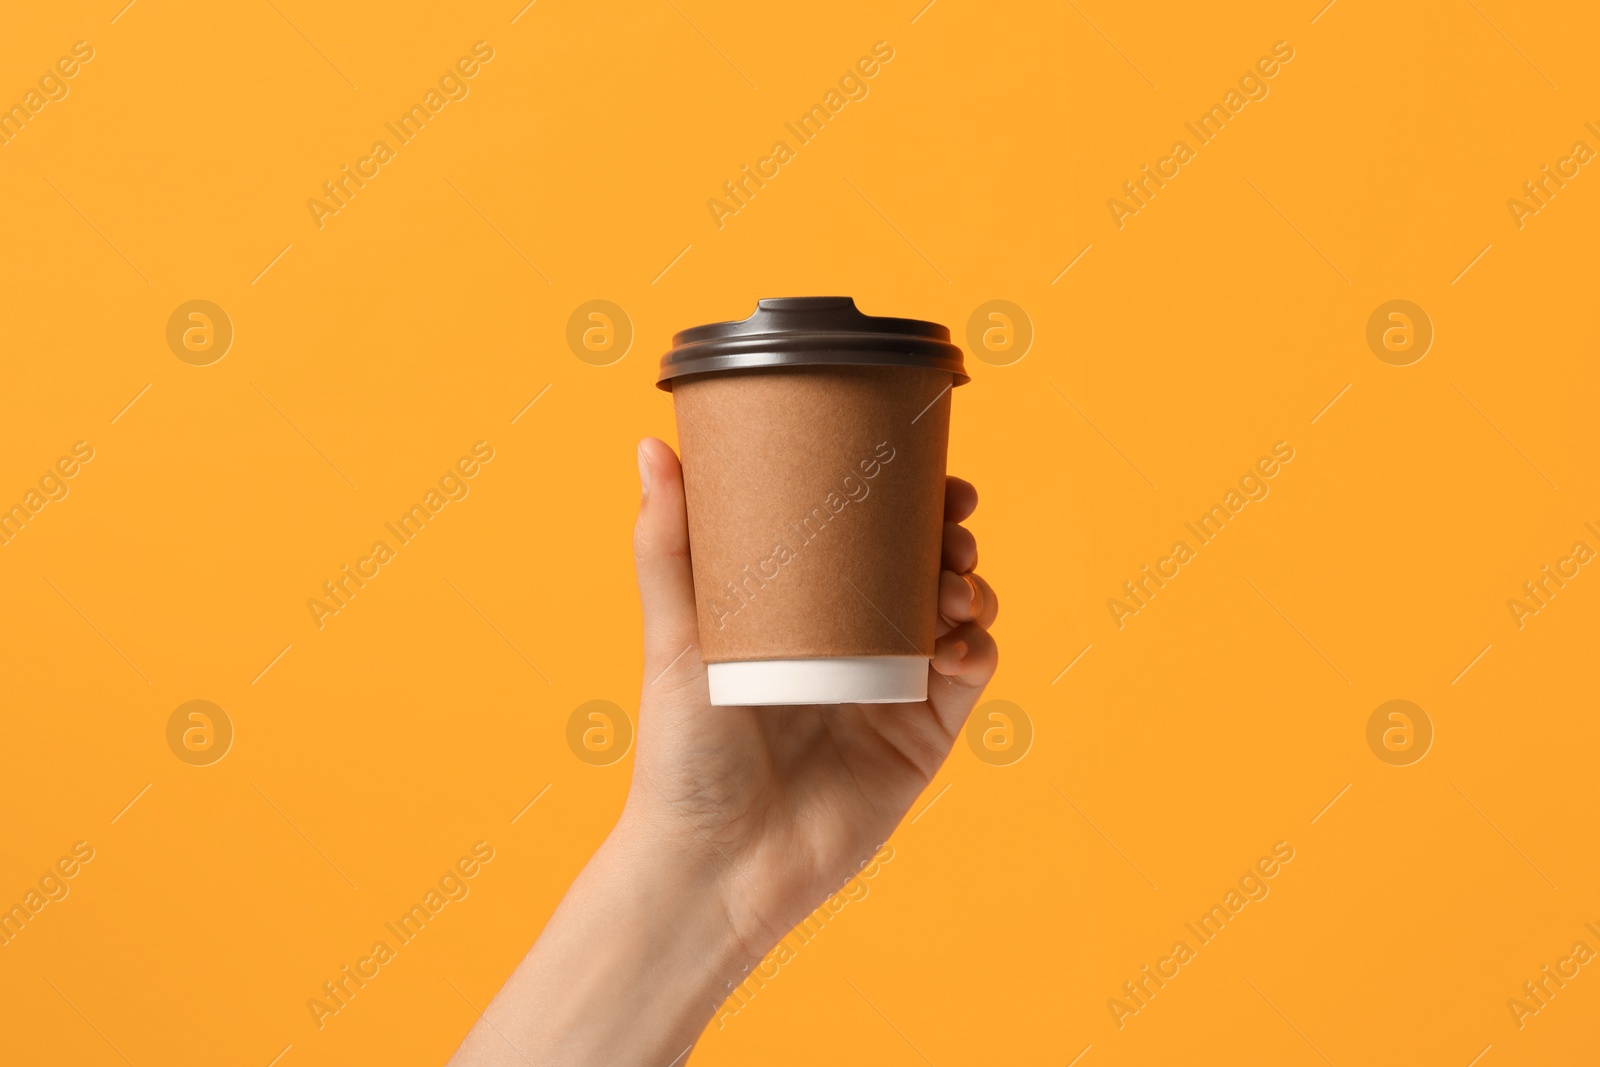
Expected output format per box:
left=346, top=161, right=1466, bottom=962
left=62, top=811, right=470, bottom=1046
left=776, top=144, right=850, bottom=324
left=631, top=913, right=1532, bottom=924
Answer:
left=657, top=296, right=968, bottom=390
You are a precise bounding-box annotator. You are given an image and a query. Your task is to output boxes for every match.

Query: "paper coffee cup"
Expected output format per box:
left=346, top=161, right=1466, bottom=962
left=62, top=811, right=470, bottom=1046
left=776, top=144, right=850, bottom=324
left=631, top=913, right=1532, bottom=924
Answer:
left=657, top=297, right=968, bottom=706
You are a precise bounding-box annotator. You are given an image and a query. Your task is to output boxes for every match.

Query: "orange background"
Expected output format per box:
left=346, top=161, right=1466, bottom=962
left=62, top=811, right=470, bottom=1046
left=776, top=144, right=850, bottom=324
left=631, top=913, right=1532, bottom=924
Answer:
left=3, top=1, right=1597, bottom=1064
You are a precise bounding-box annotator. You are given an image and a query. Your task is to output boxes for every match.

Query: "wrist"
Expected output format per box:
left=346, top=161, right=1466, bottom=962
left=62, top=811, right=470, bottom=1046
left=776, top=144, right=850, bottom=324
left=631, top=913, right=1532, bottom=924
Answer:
left=454, top=814, right=750, bottom=1065
left=571, top=815, right=751, bottom=1043
left=610, top=799, right=784, bottom=975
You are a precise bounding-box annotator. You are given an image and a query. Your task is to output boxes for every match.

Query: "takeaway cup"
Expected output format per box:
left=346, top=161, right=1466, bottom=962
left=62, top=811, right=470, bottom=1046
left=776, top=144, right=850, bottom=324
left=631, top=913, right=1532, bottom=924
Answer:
left=657, top=297, right=967, bottom=705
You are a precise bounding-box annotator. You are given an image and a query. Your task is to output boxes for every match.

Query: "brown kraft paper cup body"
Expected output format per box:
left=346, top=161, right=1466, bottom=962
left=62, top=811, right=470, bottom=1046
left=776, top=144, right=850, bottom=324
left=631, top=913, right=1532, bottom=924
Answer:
left=673, top=364, right=952, bottom=664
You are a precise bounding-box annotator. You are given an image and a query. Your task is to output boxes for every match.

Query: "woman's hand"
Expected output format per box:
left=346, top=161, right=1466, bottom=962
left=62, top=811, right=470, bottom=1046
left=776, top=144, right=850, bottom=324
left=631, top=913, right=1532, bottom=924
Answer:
left=449, top=439, right=998, bottom=1067
left=621, top=437, right=1000, bottom=964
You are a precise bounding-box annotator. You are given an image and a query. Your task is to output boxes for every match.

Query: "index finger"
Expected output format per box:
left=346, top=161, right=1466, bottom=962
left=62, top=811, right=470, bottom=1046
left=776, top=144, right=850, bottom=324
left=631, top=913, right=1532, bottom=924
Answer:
left=944, top=476, right=978, bottom=522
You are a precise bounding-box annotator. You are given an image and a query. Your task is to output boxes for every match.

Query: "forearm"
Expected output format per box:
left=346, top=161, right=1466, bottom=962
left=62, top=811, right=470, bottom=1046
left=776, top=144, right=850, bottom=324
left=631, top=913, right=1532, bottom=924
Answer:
left=449, top=817, right=747, bottom=1066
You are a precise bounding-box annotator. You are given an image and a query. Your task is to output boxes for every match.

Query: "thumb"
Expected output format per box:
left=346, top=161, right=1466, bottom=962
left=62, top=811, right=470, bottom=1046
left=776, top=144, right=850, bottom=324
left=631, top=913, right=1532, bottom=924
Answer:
left=633, top=438, right=701, bottom=681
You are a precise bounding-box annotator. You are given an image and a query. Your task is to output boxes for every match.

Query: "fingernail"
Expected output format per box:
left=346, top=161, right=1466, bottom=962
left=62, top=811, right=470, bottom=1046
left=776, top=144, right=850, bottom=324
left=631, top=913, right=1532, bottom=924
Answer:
left=964, top=574, right=981, bottom=613
left=637, top=442, right=652, bottom=497
left=948, top=639, right=968, bottom=662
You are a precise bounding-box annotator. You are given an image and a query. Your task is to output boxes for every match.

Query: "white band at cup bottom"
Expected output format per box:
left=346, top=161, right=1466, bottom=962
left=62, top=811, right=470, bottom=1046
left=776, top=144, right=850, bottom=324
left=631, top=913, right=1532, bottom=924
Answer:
left=706, top=656, right=928, bottom=707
